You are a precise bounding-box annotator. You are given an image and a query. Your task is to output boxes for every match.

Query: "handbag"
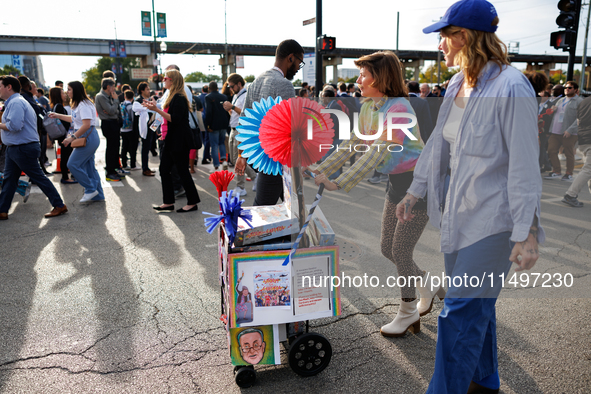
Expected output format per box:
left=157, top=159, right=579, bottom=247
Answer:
left=42, top=114, right=67, bottom=140
left=188, top=111, right=203, bottom=150
left=70, top=137, right=87, bottom=148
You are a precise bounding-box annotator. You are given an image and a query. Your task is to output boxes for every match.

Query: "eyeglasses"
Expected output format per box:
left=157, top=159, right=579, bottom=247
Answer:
left=228, top=84, right=236, bottom=90
left=294, top=55, right=305, bottom=70
left=565, top=86, right=574, bottom=90
left=240, top=343, right=262, bottom=353
left=162, top=77, right=171, bottom=81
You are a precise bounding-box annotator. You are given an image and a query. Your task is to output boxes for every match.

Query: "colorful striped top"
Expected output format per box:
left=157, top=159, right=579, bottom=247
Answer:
left=316, top=96, right=423, bottom=193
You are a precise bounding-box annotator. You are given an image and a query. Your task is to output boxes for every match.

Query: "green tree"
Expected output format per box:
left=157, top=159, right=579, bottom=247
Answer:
left=82, top=57, right=141, bottom=97
left=419, top=62, right=459, bottom=84
left=244, top=75, right=255, bottom=83
left=0, top=64, right=20, bottom=76
left=404, top=68, right=415, bottom=81
left=185, top=71, right=208, bottom=82
left=549, top=70, right=566, bottom=85
left=292, top=79, right=302, bottom=86
left=346, top=76, right=358, bottom=83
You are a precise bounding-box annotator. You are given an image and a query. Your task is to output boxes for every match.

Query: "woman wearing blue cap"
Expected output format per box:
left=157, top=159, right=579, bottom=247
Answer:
left=396, top=0, right=543, bottom=393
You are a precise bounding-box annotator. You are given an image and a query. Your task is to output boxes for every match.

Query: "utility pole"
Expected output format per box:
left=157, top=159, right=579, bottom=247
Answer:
left=315, top=0, right=322, bottom=97
left=580, top=2, right=591, bottom=91
left=152, top=0, right=158, bottom=76
left=224, top=0, right=229, bottom=82
left=114, top=21, right=121, bottom=84
left=396, top=12, right=399, bottom=55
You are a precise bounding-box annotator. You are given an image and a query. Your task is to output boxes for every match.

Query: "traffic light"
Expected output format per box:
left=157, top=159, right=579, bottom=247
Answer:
left=551, top=30, right=576, bottom=50
left=556, top=0, right=578, bottom=29
left=550, top=0, right=581, bottom=51
left=317, top=36, right=336, bottom=52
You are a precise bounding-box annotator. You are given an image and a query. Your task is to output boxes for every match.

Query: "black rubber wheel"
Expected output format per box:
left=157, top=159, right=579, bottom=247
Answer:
left=288, top=332, right=332, bottom=377
left=235, top=365, right=256, bottom=388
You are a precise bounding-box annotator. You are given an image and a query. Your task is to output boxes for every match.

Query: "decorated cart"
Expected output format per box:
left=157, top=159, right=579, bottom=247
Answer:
left=204, top=97, right=341, bottom=387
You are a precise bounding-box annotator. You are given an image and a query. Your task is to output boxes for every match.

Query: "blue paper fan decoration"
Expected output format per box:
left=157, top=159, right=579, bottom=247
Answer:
left=203, top=190, right=253, bottom=245
left=236, top=96, right=283, bottom=176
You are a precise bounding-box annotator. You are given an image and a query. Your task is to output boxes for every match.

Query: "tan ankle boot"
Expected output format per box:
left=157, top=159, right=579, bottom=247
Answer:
left=417, top=272, right=446, bottom=316
left=380, top=299, right=420, bottom=337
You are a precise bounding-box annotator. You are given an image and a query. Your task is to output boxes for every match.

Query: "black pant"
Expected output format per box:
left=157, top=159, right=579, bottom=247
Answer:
left=539, top=132, right=551, bottom=169
left=159, top=144, right=200, bottom=205
left=121, top=130, right=139, bottom=168
left=39, top=132, right=48, bottom=169
left=56, top=137, right=73, bottom=180
left=101, top=119, right=121, bottom=174
left=141, top=129, right=155, bottom=171
left=254, top=173, right=284, bottom=206
left=158, top=139, right=182, bottom=191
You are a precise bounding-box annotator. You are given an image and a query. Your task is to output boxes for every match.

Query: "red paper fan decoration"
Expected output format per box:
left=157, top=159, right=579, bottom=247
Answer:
left=209, top=170, right=235, bottom=198
left=259, top=97, right=335, bottom=168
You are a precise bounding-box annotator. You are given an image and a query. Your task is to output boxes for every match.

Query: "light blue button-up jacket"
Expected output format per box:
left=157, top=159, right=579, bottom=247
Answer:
left=408, top=61, right=544, bottom=253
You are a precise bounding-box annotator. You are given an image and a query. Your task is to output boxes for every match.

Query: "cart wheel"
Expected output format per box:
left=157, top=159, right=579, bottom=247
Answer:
left=288, top=332, right=332, bottom=377
left=235, top=365, right=256, bottom=388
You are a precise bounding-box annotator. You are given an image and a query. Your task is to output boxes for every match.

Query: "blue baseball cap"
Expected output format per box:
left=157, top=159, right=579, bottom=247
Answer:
left=423, top=0, right=498, bottom=34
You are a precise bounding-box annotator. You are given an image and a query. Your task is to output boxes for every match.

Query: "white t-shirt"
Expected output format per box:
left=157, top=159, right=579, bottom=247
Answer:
left=71, top=100, right=97, bottom=130
left=230, top=88, right=247, bottom=128
left=442, top=99, right=466, bottom=162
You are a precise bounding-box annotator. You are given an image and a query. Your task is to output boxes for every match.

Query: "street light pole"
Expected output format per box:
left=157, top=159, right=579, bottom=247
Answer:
left=580, top=2, right=591, bottom=91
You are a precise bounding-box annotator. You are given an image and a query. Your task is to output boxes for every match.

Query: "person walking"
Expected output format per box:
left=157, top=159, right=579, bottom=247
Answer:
left=313, top=51, right=444, bottom=338
left=49, top=81, right=104, bottom=203
left=235, top=39, right=303, bottom=206
left=205, top=81, right=229, bottom=172
left=95, top=77, right=123, bottom=182
left=562, top=94, right=591, bottom=207
left=223, top=73, right=256, bottom=196
left=0, top=75, right=67, bottom=219
left=544, top=81, right=582, bottom=182
left=48, top=86, right=76, bottom=184
left=398, top=1, right=543, bottom=392
left=143, top=70, right=200, bottom=213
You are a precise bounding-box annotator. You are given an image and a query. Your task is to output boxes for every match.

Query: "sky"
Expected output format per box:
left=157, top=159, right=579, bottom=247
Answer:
left=0, top=0, right=583, bottom=86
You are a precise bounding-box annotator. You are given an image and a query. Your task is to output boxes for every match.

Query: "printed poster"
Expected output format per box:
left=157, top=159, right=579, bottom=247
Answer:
left=229, top=325, right=280, bottom=366
left=253, top=268, right=291, bottom=308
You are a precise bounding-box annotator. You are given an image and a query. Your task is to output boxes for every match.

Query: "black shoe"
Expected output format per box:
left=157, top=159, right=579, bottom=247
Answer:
left=177, top=205, right=198, bottom=213
left=562, top=194, right=584, bottom=207
left=467, top=381, right=499, bottom=394
left=201, top=158, right=212, bottom=165
left=153, top=205, right=174, bottom=212
left=151, top=150, right=158, bottom=157
left=174, top=189, right=186, bottom=198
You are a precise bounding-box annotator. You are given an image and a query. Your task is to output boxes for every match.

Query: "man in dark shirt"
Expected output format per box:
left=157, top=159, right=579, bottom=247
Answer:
left=205, top=81, right=229, bottom=171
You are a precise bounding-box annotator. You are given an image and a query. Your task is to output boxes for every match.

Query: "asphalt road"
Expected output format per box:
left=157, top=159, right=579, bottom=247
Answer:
left=0, top=136, right=589, bottom=394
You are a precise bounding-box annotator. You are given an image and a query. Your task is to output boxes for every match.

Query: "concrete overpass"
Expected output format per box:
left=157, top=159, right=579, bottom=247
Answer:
left=0, top=35, right=584, bottom=82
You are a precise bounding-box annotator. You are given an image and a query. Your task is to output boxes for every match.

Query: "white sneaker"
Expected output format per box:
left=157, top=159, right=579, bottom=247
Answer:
left=252, top=179, right=257, bottom=192
left=380, top=299, right=420, bottom=337
left=558, top=153, right=566, bottom=161
left=234, top=187, right=247, bottom=197
left=222, top=161, right=228, bottom=170
left=80, top=190, right=99, bottom=203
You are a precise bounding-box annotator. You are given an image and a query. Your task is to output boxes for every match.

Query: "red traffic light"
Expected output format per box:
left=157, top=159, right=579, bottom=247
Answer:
left=551, top=30, right=576, bottom=49
left=318, top=36, right=336, bottom=52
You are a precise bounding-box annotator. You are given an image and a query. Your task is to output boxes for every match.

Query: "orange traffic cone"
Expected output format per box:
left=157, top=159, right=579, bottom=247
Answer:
left=55, top=146, right=61, bottom=170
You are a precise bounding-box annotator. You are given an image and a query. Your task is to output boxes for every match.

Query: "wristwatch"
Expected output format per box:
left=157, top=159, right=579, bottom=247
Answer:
left=69, top=134, right=77, bottom=139
left=232, top=105, right=235, bottom=110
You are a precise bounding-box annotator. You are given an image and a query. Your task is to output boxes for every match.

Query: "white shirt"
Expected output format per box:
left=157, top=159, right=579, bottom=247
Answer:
left=230, top=88, right=247, bottom=128
left=71, top=100, right=96, bottom=130
left=442, top=99, right=466, bottom=163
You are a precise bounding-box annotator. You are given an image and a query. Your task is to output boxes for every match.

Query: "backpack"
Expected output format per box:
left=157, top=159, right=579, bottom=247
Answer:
left=120, top=102, right=133, bottom=130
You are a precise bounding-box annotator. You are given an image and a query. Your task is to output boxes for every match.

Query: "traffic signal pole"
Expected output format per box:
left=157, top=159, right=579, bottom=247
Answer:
left=566, top=12, right=580, bottom=81
left=580, top=3, right=591, bottom=91
left=315, top=0, right=322, bottom=97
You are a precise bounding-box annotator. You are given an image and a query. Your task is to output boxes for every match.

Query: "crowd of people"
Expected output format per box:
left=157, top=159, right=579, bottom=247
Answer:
left=1, top=0, right=590, bottom=392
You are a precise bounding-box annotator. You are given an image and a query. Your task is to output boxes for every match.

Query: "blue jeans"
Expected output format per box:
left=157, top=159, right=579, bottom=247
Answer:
left=0, top=142, right=64, bottom=212
left=67, top=127, right=104, bottom=199
left=426, top=231, right=513, bottom=394
left=209, top=129, right=226, bottom=167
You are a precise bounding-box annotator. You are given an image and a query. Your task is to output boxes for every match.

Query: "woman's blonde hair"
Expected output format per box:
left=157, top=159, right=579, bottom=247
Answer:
left=441, top=17, right=509, bottom=88
left=354, top=51, right=408, bottom=97
left=162, top=69, right=190, bottom=109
